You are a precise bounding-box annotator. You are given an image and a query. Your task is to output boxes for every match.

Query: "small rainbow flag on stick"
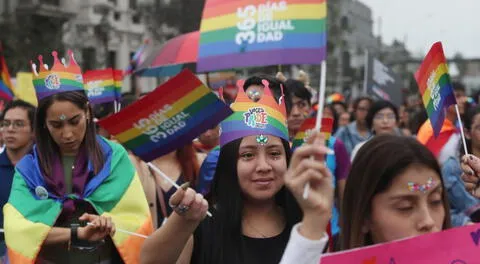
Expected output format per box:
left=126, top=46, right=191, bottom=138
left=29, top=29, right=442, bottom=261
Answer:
left=0, top=42, right=14, bottom=101
left=292, top=117, right=334, bottom=148
left=98, top=69, right=233, bottom=162
left=415, top=42, right=457, bottom=137
left=83, top=68, right=118, bottom=104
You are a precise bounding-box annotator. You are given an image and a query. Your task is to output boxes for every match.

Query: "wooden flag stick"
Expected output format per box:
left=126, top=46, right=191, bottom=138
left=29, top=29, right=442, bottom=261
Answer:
left=147, top=162, right=213, bottom=217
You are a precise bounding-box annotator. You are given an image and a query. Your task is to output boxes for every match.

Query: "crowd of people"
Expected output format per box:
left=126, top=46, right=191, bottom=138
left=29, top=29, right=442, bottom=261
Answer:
left=0, top=61, right=479, bottom=264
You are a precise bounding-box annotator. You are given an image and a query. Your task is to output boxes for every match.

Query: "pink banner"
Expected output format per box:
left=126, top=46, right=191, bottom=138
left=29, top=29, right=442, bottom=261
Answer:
left=322, top=223, right=480, bottom=264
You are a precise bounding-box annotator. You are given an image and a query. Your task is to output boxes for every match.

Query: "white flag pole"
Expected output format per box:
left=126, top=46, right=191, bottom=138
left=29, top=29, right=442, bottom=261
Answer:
left=455, top=104, right=469, bottom=155
left=147, top=162, right=213, bottom=217
left=303, top=60, right=327, bottom=199
left=363, top=49, right=369, bottom=94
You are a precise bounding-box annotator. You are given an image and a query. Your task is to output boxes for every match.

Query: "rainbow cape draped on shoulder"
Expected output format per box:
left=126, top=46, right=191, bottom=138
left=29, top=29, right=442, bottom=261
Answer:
left=3, top=137, right=153, bottom=264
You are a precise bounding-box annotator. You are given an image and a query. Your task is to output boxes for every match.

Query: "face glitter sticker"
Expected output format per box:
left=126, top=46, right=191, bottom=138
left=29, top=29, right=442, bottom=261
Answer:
left=247, top=89, right=261, bottom=101
left=256, top=134, right=268, bottom=145
left=407, top=177, right=436, bottom=193
left=59, top=114, right=66, bottom=121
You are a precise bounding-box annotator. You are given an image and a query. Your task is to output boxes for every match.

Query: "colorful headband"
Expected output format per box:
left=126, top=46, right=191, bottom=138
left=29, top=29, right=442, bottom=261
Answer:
left=219, top=79, right=288, bottom=146
left=31, top=50, right=84, bottom=101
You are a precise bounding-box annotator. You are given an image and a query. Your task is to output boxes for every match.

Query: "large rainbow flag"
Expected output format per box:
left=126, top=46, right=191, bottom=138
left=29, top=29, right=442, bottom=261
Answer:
left=291, top=117, right=334, bottom=148
left=198, top=0, right=327, bottom=72
left=98, top=69, right=233, bottom=162
left=4, top=137, right=153, bottom=263
left=415, top=42, right=456, bottom=137
left=0, top=42, right=14, bottom=101
left=83, top=68, right=118, bottom=104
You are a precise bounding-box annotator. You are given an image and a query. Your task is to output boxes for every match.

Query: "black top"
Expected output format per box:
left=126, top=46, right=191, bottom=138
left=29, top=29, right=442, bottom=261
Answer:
left=156, top=175, right=184, bottom=228
left=191, top=216, right=291, bottom=264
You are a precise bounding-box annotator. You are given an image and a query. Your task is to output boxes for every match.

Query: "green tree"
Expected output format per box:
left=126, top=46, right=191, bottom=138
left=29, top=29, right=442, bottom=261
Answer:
left=0, top=14, right=66, bottom=75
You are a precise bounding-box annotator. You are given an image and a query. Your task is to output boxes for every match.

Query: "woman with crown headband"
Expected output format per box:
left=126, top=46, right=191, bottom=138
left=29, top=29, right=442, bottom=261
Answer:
left=140, top=79, right=334, bottom=264
left=3, top=51, right=153, bottom=264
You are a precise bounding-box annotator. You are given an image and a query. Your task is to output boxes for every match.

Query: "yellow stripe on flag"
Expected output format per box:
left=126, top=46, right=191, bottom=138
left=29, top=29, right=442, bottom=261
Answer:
left=15, top=72, right=38, bottom=106
left=102, top=173, right=153, bottom=263
left=421, top=63, right=448, bottom=107
left=4, top=203, right=53, bottom=261
left=201, top=3, right=326, bottom=32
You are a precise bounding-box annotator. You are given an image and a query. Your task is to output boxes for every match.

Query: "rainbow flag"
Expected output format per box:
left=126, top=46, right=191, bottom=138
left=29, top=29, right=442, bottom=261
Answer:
left=113, top=69, right=123, bottom=100
left=0, top=42, right=14, bottom=101
left=4, top=137, right=153, bottom=263
left=83, top=68, right=118, bottom=104
left=292, top=117, right=334, bottom=148
left=125, top=40, right=149, bottom=76
left=415, top=42, right=456, bottom=137
left=198, top=0, right=327, bottom=72
left=98, top=69, right=233, bottom=162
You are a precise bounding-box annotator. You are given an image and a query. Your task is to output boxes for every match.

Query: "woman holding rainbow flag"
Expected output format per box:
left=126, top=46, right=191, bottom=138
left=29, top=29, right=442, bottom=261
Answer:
left=141, top=79, right=333, bottom=264
left=3, top=51, right=153, bottom=263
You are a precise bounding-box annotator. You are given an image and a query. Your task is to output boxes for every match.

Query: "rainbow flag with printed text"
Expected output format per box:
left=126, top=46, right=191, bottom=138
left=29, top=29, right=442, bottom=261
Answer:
left=98, top=69, right=233, bottom=162
left=83, top=68, right=118, bottom=104
left=198, top=0, right=327, bottom=72
left=4, top=137, right=153, bottom=263
left=292, top=117, right=333, bottom=148
left=0, top=42, right=14, bottom=101
left=415, top=42, right=456, bottom=137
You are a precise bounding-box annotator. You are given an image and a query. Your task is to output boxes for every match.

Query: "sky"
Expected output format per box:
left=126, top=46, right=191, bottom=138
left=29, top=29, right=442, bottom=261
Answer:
left=359, top=0, right=480, bottom=58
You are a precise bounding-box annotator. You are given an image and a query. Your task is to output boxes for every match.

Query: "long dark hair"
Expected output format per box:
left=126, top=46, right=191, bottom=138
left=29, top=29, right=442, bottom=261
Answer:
left=461, top=106, right=480, bottom=156
left=35, top=91, right=104, bottom=176
left=197, top=137, right=302, bottom=263
left=341, top=135, right=451, bottom=250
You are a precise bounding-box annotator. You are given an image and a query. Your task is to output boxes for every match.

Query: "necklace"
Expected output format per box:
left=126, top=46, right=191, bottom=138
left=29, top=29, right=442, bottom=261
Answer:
left=244, top=220, right=268, bottom=238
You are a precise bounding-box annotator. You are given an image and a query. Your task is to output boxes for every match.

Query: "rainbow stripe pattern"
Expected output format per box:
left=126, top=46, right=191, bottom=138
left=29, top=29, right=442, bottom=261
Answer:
left=415, top=42, right=457, bottom=137
left=113, top=69, right=123, bottom=100
left=4, top=137, right=153, bottom=263
left=291, top=117, right=333, bottom=148
left=198, top=0, right=327, bottom=72
left=220, top=80, right=288, bottom=146
left=98, top=69, right=232, bottom=162
left=0, top=43, right=14, bottom=101
left=84, top=68, right=122, bottom=104
left=31, top=50, right=84, bottom=101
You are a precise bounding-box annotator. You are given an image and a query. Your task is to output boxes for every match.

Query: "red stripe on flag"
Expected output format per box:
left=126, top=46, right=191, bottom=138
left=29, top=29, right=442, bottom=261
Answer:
left=98, top=70, right=203, bottom=134
left=415, top=42, right=447, bottom=94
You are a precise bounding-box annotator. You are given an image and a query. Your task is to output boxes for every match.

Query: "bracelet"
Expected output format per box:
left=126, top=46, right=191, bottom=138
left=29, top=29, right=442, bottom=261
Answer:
left=69, top=223, right=103, bottom=252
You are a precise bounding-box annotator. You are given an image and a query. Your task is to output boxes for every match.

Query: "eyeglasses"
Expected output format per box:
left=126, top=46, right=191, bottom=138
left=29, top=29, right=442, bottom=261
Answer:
left=373, top=114, right=396, bottom=121
left=0, top=120, right=27, bottom=130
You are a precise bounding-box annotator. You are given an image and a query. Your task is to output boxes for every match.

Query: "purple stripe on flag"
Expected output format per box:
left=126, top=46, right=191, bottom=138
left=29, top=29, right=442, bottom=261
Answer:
left=197, top=47, right=326, bottom=72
